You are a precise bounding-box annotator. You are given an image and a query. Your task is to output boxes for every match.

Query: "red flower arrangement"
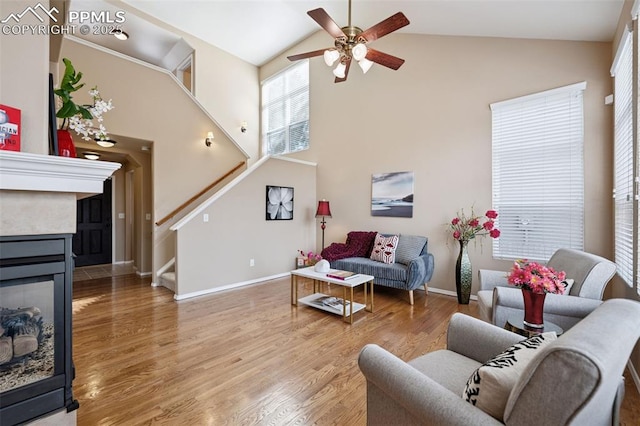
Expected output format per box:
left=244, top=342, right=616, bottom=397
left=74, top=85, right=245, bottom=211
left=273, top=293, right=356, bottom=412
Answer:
left=448, top=208, right=500, bottom=242
left=507, top=259, right=567, bottom=295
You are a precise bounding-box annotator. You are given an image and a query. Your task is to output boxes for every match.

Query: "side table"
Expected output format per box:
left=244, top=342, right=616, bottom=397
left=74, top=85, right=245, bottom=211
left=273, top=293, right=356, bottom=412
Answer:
left=505, top=314, right=563, bottom=338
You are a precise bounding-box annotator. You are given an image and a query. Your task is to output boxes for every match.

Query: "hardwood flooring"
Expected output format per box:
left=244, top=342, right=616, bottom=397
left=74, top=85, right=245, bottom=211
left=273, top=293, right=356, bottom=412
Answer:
left=72, top=274, right=640, bottom=425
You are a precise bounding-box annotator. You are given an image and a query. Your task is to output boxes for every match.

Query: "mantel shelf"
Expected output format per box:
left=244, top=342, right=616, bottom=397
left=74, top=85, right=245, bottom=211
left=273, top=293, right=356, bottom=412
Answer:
left=0, top=151, right=121, bottom=198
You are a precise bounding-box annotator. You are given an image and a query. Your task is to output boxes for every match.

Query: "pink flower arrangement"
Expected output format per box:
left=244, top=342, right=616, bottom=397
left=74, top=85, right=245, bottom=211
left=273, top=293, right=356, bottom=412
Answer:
left=449, top=208, right=500, bottom=242
left=507, top=259, right=567, bottom=295
left=299, top=250, right=322, bottom=265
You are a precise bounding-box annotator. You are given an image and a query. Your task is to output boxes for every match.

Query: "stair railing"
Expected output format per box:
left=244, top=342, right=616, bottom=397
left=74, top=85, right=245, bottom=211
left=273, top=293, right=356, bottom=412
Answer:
left=155, top=161, right=246, bottom=226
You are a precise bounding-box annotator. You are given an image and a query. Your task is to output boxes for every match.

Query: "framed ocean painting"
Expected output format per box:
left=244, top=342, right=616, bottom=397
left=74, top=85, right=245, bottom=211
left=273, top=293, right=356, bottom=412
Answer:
left=371, top=172, right=414, bottom=218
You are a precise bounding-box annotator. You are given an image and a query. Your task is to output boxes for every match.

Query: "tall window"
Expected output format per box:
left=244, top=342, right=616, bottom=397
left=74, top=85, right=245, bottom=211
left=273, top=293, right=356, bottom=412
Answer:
left=491, top=82, right=586, bottom=261
left=261, top=61, right=309, bottom=155
left=612, top=29, right=635, bottom=288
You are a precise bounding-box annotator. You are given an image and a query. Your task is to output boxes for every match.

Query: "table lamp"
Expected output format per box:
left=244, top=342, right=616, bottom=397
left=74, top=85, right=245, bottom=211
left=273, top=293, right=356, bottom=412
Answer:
left=315, top=199, right=332, bottom=249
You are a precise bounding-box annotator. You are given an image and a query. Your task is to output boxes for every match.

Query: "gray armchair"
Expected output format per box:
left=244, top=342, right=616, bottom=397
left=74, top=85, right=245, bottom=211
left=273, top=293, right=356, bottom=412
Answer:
left=358, top=299, right=640, bottom=425
left=477, top=248, right=617, bottom=330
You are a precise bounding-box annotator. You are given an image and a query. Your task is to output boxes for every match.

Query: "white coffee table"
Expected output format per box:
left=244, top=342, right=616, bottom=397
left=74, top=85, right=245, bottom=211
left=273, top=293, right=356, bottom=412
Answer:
left=290, top=267, right=375, bottom=324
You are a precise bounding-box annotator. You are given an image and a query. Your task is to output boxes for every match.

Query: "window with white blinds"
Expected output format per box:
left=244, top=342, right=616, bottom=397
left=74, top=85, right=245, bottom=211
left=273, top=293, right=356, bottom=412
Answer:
left=261, top=61, right=309, bottom=155
left=491, top=82, right=586, bottom=262
left=612, top=30, right=634, bottom=287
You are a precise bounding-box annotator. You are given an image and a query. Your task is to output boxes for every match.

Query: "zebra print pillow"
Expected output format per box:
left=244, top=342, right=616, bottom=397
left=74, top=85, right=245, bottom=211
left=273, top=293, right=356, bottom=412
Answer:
left=462, top=332, right=557, bottom=420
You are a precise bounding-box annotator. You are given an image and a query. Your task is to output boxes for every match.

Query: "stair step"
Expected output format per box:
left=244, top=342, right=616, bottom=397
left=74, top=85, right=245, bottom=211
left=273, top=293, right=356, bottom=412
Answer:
left=160, top=272, right=176, bottom=292
left=161, top=272, right=175, bottom=283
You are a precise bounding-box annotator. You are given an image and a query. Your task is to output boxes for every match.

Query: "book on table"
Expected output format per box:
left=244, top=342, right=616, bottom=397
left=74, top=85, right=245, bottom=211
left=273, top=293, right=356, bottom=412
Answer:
left=326, top=270, right=358, bottom=280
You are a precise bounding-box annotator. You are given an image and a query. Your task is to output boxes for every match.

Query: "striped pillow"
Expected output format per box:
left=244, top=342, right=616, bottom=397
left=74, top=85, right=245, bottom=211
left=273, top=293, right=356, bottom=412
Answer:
left=395, top=235, right=427, bottom=265
left=369, top=234, right=399, bottom=264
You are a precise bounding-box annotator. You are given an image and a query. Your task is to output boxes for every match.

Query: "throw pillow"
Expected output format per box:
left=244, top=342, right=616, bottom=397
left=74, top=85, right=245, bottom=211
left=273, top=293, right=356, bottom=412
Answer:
left=369, top=234, right=399, bottom=264
left=561, top=278, right=574, bottom=295
left=462, top=332, right=557, bottom=421
left=395, top=234, right=427, bottom=265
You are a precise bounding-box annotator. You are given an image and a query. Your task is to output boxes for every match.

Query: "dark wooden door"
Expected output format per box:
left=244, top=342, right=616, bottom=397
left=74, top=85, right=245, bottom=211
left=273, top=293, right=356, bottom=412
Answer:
left=73, top=178, right=112, bottom=267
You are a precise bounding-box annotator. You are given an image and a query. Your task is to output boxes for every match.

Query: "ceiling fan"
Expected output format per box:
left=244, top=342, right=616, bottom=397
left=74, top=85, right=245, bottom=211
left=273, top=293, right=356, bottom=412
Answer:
left=287, top=0, right=410, bottom=83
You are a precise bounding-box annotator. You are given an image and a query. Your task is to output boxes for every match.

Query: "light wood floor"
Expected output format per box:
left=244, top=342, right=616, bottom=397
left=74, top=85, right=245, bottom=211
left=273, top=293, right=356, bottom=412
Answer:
left=72, top=274, right=640, bottom=425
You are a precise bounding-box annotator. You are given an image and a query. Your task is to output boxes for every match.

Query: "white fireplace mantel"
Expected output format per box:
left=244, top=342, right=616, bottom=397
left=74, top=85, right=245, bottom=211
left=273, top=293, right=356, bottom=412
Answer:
left=0, top=150, right=121, bottom=197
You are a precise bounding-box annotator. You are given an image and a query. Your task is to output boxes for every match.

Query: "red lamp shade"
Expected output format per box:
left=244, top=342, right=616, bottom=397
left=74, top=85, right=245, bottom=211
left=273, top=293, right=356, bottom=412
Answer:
left=315, top=200, right=332, bottom=217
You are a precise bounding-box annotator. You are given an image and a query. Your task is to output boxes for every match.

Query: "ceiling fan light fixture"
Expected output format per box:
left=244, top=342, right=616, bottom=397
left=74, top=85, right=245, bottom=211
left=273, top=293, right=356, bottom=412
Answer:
left=358, top=58, right=373, bottom=74
left=333, top=61, right=346, bottom=78
left=323, top=49, right=340, bottom=66
left=352, top=43, right=367, bottom=61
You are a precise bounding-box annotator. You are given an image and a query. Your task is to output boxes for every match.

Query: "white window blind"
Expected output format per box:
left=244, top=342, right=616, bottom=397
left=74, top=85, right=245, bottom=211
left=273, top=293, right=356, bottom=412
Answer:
left=491, top=82, right=586, bottom=261
left=613, top=31, right=635, bottom=287
left=261, top=61, right=309, bottom=155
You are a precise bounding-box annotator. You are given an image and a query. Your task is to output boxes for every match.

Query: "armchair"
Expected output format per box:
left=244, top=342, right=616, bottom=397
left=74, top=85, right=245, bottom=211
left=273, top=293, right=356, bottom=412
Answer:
left=477, top=248, right=617, bottom=330
left=358, top=299, right=640, bottom=425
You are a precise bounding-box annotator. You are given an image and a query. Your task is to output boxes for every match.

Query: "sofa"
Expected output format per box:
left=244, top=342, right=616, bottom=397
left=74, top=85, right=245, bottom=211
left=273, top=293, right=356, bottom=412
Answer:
left=358, top=299, right=640, bottom=425
left=321, top=231, right=434, bottom=305
left=477, top=248, right=617, bottom=330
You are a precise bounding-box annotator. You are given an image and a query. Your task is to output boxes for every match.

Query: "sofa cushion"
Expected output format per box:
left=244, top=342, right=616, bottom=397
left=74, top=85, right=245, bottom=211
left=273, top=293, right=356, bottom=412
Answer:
left=462, top=332, right=557, bottom=421
left=395, top=234, right=427, bottom=265
left=370, top=234, right=399, bottom=264
left=333, top=257, right=408, bottom=282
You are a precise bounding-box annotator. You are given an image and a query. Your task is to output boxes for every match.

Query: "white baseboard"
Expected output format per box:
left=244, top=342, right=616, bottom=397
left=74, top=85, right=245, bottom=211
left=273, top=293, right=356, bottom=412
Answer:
left=427, top=287, right=478, bottom=301
left=112, top=260, right=134, bottom=265
left=136, top=270, right=152, bottom=277
left=628, top=360, right=640, bottom=395
left=174, top=272, right=289, bottom=301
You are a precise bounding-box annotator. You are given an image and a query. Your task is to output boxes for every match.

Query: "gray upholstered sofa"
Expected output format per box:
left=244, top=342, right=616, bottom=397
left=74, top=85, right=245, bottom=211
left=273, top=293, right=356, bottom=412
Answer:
left=328, top=233, right=434, bottom=305
left=358, top=299, right=640, bottom=425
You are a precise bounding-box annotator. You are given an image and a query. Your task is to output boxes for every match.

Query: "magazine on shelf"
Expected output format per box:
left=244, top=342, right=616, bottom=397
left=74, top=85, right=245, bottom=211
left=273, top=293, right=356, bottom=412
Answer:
left=313, top=296, right=350, bottom=308
left=326, top=270, right=358, bottom=280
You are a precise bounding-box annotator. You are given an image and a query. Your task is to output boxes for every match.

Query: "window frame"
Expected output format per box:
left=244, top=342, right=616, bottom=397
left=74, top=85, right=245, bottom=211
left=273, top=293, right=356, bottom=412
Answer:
left=490, top=82, right=587, bottom=262
left=261, top=61, right=310, bottom=156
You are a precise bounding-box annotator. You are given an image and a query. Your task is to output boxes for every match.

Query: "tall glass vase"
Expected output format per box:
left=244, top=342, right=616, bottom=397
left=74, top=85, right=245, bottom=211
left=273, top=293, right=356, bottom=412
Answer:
left=455, top=240, right=472, bottom=304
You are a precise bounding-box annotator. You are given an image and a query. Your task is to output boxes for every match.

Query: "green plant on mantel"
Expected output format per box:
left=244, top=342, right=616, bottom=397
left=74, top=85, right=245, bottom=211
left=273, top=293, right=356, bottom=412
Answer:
left=54, top=58, right=113, bottom=141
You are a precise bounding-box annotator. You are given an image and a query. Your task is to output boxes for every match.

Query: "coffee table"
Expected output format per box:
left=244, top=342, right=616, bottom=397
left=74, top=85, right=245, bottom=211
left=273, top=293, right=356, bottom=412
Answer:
left=505, top=314, right=564, bottom=338
left=290, top=267, right=375, bottom=324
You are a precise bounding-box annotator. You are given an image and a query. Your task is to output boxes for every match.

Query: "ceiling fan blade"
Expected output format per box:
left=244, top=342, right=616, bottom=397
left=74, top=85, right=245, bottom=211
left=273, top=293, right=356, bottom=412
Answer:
left=366, top=49, right=405, bottom=70
left=308, top=8, right=346, bottom=39
left=287, top=49, right=327, bottom=62
left=335, top=58, right=352, bottom=83
left=360, top=12, right=410, bottom=43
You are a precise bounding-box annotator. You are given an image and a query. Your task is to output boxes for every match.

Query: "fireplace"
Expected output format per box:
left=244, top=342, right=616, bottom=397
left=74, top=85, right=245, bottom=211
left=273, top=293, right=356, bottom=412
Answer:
left=0, top=234, right=78, bottom=425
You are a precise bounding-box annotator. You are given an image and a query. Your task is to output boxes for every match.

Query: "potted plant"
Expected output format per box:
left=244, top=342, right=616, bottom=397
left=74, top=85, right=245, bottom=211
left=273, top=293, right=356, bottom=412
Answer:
left=54, top=58, right=113, bottom=157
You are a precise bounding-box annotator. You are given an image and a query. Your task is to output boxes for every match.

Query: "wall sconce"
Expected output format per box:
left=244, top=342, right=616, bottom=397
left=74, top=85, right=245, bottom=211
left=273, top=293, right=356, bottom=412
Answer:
left=240, top=121, right=248, bottom=133
left=205, top=132, right=214, bottom=147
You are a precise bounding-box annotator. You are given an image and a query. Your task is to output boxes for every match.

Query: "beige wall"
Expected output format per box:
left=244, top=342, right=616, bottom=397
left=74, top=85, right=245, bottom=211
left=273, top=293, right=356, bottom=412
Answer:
left=263, top=32, right=613, bottom=298
left=0, top=0, right=49, bottom=154
left=59, top=38, right=248, bottom=277
left=107, top=0, right=261, bottom=164
left=175, top=157, right=316, bottom=297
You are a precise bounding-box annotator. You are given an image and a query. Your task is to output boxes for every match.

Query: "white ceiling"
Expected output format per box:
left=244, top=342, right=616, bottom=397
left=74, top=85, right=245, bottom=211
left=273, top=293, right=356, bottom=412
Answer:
left=114, top=0, right=625, bottom=67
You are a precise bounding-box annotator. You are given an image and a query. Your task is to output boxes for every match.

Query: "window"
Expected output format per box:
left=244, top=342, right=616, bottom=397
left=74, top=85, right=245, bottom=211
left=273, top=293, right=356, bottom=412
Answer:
left=612, top=30, right=634, bottom=287
left=261, top=61, right=309, bottom=155
left=491, top=82, right=586, bottom=261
